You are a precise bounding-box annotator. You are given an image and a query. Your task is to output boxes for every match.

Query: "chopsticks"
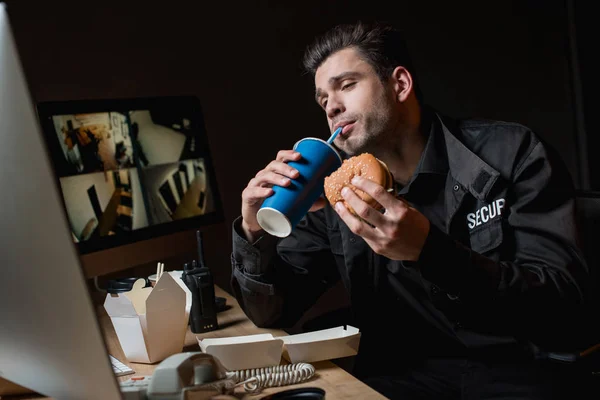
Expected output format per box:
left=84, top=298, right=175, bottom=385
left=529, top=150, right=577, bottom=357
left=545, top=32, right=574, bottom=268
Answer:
left=156, top=262, right=164, bottom=283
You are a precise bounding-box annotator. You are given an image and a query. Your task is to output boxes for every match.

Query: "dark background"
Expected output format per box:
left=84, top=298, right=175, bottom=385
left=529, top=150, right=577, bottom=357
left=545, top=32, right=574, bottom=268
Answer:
left=3, top=0, right=596, bottom=319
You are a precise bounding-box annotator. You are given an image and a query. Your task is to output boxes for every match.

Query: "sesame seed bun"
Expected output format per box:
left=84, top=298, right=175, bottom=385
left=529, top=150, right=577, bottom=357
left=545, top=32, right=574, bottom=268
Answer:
left=324, top=153, right=394, bottom=214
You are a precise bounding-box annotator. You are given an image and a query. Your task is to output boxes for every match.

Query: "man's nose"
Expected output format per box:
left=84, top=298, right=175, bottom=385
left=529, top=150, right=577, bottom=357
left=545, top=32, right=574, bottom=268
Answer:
left=326, top=96, right=345, bottom=119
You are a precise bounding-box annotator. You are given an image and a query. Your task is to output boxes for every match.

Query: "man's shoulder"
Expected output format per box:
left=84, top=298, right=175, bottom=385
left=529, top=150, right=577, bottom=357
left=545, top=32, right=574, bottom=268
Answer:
left=456, top=116, right=539, bottom=148
left=440, top=113, right=550, bottom=179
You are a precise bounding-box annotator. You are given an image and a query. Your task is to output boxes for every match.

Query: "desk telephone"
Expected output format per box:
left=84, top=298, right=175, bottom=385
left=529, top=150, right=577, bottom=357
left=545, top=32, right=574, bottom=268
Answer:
left=120, top=352, right=316, bottom=400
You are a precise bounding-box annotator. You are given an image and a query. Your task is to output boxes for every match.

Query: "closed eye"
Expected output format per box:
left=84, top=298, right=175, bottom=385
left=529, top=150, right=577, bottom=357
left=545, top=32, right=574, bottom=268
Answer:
left=342, top=82, right=356, bottom=91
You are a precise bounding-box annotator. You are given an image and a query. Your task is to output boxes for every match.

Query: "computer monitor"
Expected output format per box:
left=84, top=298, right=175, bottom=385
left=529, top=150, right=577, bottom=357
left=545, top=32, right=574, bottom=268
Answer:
left=35, top=96, right=225, bottom=277
left=0, top=4, right=123, bottom=398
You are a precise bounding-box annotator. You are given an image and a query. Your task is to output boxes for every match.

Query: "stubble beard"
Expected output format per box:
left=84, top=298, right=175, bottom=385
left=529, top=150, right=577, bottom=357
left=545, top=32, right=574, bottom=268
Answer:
left=341, top=106, right=394, bottom=157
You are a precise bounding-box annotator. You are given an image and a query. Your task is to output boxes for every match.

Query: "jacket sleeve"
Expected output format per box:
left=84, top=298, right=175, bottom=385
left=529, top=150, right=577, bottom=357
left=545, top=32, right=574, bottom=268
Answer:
left=230, top=210, right=340, bottom=329
left=418, top=139, right=591, bottom=350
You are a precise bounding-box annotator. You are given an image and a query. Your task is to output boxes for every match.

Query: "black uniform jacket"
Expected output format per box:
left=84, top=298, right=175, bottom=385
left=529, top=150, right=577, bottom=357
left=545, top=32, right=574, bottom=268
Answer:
left=230, top=108, right=590, bottom=376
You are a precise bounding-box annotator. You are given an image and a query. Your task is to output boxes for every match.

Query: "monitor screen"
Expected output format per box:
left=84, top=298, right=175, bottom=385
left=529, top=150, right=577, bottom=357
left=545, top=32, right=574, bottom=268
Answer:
left=36, top=96, right=224, bottom=255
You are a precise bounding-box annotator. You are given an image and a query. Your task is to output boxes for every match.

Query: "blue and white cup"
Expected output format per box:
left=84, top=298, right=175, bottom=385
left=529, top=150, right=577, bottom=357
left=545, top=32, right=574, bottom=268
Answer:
left=257, top=137, right=342, bottom=237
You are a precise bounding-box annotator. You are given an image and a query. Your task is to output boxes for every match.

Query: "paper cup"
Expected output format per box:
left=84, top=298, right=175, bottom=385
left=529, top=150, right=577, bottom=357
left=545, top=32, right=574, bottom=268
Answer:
left=257, top=138, right=342, bottom=237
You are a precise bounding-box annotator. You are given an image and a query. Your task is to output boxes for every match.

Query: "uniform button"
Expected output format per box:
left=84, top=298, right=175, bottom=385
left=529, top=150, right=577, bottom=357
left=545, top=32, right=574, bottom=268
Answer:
left=453, top=184, right=460, bottom=191
left=431, top=285, right=440, bottom=295
left=455, top=321, right=463, bottom=329
left=350, top=237, right=356, bottom=243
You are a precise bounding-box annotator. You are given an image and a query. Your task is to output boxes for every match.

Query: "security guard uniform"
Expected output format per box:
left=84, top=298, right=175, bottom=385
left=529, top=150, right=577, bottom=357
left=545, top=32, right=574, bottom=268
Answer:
left=230, top=107, right=591, bottom=398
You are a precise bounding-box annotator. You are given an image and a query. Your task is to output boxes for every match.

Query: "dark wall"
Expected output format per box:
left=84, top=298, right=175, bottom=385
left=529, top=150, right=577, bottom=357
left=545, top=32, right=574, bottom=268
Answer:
left=573, top=1, right=597, bottom=189
left=3, top=0, right=584, bottom=293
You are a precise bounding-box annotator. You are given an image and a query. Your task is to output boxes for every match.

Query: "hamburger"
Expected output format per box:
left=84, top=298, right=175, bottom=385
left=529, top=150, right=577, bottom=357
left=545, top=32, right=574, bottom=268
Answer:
left=324, top=153, right=394, bottom=215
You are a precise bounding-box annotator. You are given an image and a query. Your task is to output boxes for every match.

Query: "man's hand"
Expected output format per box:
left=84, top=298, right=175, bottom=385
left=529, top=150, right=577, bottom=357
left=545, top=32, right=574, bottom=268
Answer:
left=334, top=176, right=430, bottom=261
left=241, top=150, right=326, bottom=242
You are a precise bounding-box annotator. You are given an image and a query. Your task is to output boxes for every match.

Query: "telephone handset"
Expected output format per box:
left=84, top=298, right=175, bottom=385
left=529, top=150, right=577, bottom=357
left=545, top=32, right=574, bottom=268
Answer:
left=119, top=352, right=316, bottom=400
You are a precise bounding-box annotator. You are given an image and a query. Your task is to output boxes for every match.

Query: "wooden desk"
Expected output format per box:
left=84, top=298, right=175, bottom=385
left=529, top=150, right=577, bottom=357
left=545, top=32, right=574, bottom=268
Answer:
left=6, top=285, right=386, bottom=400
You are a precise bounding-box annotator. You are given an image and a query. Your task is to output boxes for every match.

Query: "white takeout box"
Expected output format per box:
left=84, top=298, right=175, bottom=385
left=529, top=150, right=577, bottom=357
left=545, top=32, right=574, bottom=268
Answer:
left=196, top=325, right=360, bottom=369
left=281, top=325, right=361, bottom=363
left=104, top=272, right=190, bottom=364
left=167, top=270, right=191, bottom=329
left=197, top=333, right=284, bottom=371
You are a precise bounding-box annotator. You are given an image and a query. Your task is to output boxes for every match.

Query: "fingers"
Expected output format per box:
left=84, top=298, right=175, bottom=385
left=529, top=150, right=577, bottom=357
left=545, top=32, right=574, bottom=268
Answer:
left=339, top=186, right=386, bottom=227
left=242, top=186, right=274, bottom=206
left=263, top=158, right=300, bottom=180
left=350, top=176, right=407, bottom=215
left=249, top=151, right=301, bottom=189
left=276, top=149, right=302, bottom=162
left=334, top=201, right=378, bottom=240
left=251, top=170, right=293, bottom=189
left=240, top=150, right=302, bottom=236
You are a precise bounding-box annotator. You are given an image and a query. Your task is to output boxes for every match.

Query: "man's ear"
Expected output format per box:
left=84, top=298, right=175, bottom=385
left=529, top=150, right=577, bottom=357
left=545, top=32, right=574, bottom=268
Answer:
left=391, top=66, right=414, bottom=103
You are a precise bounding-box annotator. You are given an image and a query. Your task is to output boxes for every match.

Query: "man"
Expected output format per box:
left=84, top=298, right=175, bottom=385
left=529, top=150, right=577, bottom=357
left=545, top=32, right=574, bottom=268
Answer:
left=231, top=21, right=592, bottom=399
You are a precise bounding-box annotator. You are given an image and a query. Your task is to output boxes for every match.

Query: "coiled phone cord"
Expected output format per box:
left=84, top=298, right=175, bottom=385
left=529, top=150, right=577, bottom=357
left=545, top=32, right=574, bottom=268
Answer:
left=226, top=363, right=316, bottom=393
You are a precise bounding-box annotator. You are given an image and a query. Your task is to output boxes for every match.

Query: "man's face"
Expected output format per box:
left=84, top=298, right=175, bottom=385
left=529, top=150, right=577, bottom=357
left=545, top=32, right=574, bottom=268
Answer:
left=314, top=47, right=398, bottom=156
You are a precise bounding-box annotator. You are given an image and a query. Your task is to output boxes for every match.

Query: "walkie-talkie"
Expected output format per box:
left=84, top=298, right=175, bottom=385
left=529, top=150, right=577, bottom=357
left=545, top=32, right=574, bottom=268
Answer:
left=181, top=230, right=219, bottom=333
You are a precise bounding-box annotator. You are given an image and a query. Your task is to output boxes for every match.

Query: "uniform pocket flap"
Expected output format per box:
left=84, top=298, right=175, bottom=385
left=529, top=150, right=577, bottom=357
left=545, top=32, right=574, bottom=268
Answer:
left=469, top=219, right=503, bottom=254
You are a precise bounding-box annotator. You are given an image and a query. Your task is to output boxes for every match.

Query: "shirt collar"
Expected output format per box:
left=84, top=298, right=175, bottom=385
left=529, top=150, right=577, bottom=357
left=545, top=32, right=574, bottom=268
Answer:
left=416, top=106, right=449, bottom=175
left=436, top=112, right=501, bottom=201
left=396, top=106, right=449, bottom=195
left=396, top=106, right=501, bottom=202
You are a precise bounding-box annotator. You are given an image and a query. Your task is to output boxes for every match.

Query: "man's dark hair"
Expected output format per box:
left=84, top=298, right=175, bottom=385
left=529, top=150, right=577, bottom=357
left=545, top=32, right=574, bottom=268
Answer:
left=302, top=21, right=421, bottom=100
